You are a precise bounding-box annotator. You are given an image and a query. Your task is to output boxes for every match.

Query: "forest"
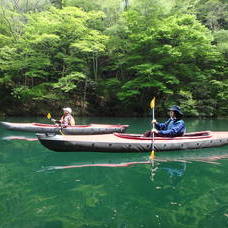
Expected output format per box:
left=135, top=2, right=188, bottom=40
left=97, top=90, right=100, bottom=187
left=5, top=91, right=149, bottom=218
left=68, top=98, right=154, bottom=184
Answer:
left=0, top=0, right=227, bottom=117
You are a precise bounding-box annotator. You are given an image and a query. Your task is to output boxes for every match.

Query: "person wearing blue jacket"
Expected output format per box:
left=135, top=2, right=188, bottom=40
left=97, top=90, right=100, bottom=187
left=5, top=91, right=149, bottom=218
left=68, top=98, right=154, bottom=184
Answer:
left=144, top=105, right=186, bottom=137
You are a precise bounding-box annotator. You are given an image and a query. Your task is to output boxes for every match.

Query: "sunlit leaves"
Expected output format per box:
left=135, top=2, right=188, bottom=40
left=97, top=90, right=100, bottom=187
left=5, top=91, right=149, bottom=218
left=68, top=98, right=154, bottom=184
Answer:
left=53, top=72, right=86, bottom=92
left=29, top=34, right=60, bottom=49
left=71, top=30, right=108, bottom=54
left=176, top=90, right=199, bottom=116
left=0, top=6, right=109, bottom=109
left=214, top=30, right=228, bottom=57
left=0, top=1, right=227, bottom=116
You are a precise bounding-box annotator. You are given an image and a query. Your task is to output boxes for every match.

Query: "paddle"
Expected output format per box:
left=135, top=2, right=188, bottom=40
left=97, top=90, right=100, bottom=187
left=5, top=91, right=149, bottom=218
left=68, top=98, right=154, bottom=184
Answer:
left=149, top=97, right=156, bottom=160
left=46, top=112, right=64, bottom=135
left=47, top=112, right=51, bottom=120
left=47, top=112, right=58, bottom=123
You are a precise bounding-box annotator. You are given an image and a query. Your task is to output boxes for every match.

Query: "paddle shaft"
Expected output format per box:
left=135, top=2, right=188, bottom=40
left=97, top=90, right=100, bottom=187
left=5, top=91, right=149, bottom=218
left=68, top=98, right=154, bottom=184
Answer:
left=150, top=97, right=156, bottom=159
left=152, top=107, right=155, bottom=152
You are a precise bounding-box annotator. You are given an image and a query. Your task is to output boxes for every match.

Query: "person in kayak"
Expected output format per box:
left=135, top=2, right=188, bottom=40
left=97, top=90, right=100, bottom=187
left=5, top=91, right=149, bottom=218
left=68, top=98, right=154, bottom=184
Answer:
left=144, top=105, right=186, bottom=137
left=52, top=107, right=75, bottom=126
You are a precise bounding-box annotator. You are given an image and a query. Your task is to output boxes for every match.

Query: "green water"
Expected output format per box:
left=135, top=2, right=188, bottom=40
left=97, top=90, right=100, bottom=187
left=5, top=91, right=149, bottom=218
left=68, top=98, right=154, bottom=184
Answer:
left=0, top=117, right=228, bottom=228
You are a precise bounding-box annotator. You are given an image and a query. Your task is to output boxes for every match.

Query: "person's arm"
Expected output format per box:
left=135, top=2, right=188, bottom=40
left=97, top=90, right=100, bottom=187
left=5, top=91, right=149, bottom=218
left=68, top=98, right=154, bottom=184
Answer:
left=59, top=116, right=64, bottom=124
left=62, top=115, right=75, bottom=127
left=157, top=120, right=185, bottom=137
left=51, top=118, right=61, bottom=125
left=70, top=116, right=75, bottom=126
left=59, top=116, right=67, bottom=127
left=155, top=119, right=171, bottom=130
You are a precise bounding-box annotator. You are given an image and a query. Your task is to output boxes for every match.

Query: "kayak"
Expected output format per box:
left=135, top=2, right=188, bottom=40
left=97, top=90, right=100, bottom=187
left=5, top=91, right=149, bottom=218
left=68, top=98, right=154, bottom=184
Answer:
left=36, top=131, right=228, bottom=152
left=0, top=122, right=129, bottom=135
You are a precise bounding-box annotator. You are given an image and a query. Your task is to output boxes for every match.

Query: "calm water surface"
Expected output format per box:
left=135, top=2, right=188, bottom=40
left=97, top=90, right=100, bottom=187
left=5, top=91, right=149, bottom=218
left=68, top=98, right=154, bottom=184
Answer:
left=0, top=117, right=228, bottom=228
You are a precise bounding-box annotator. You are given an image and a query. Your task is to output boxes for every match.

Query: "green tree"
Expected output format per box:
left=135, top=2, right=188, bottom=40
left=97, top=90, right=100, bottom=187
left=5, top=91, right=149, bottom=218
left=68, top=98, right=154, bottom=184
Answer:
left=0, top=6, right=108, bottom=114
left=0, top=0, right=227, bottom=117
left=102, top=10, right=224, bottom=116
left=195, top=0, right=228, bottom=31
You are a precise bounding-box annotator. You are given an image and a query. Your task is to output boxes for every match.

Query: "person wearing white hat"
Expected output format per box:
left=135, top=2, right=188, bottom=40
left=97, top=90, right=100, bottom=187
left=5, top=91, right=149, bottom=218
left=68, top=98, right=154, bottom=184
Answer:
left=52, top=107, right=75, bottom=126
left=60, top=107, right=75, bottom=126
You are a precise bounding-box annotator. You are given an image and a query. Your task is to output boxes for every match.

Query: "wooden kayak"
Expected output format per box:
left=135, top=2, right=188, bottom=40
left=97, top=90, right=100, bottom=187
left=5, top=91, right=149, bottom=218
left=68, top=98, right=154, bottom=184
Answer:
left=0, top=122, right=129, bottom=135
left=36, top=131, right=228, bottom=152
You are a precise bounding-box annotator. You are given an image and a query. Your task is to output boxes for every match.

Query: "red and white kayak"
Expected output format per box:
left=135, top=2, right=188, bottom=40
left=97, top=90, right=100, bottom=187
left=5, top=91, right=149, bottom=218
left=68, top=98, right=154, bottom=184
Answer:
left=0, top=122, right=129, bottom=135
left=36, top=131, right=228, bottom=152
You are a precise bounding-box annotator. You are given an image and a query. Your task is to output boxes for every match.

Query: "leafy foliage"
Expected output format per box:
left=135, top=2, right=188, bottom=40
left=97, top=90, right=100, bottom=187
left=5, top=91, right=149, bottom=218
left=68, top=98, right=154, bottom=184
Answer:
left=0, top=0, right=227, bottom=117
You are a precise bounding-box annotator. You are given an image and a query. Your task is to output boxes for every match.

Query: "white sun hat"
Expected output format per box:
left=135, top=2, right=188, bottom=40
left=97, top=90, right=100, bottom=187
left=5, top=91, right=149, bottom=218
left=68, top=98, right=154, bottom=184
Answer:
left=63, top=107, right=72, bottom=114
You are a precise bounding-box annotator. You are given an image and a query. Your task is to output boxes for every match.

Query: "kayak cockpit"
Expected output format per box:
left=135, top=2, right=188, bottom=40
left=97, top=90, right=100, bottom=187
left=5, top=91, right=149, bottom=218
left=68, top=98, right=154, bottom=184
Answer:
left=114, top=131, right=212, bottom=140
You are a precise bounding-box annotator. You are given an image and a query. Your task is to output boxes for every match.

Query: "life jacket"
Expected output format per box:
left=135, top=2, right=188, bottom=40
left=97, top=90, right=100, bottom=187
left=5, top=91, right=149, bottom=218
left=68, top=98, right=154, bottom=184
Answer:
left=60, top=114, right=75, bottom=126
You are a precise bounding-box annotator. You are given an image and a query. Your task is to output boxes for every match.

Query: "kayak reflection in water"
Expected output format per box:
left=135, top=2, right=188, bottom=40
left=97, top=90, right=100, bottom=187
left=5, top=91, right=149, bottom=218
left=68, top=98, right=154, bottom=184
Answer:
left=144, top=105, right=186, bottom=137
left=51, top=107, right=75, bottom=127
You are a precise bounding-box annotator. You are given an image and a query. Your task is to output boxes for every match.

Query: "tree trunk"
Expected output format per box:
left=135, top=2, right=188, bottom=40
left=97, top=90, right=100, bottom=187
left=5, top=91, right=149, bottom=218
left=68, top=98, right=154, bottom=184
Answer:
left=93, top=54, right=98, bottom=81
left=82, top=79, right=88, bottom=114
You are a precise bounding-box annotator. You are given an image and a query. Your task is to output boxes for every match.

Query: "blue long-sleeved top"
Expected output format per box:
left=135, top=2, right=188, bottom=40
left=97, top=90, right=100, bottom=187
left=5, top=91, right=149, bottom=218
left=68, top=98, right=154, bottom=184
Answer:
left=155, top=118, right=186, bottom=137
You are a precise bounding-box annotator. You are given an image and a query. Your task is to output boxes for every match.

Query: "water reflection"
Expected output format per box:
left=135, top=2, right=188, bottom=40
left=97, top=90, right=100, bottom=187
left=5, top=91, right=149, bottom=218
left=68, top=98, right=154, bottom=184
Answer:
left=36, top=145, right=228, bottom=193
left=162, top=162, right=186, bottom=177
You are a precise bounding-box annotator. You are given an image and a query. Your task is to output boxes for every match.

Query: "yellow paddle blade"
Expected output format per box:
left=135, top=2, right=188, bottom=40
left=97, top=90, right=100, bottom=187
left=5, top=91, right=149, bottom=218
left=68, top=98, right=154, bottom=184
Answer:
left=149, top=150, right=155, bottom=160
left=47, top=113, right=51, bottom=119
left=150, top=97, right=155, bottom=109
